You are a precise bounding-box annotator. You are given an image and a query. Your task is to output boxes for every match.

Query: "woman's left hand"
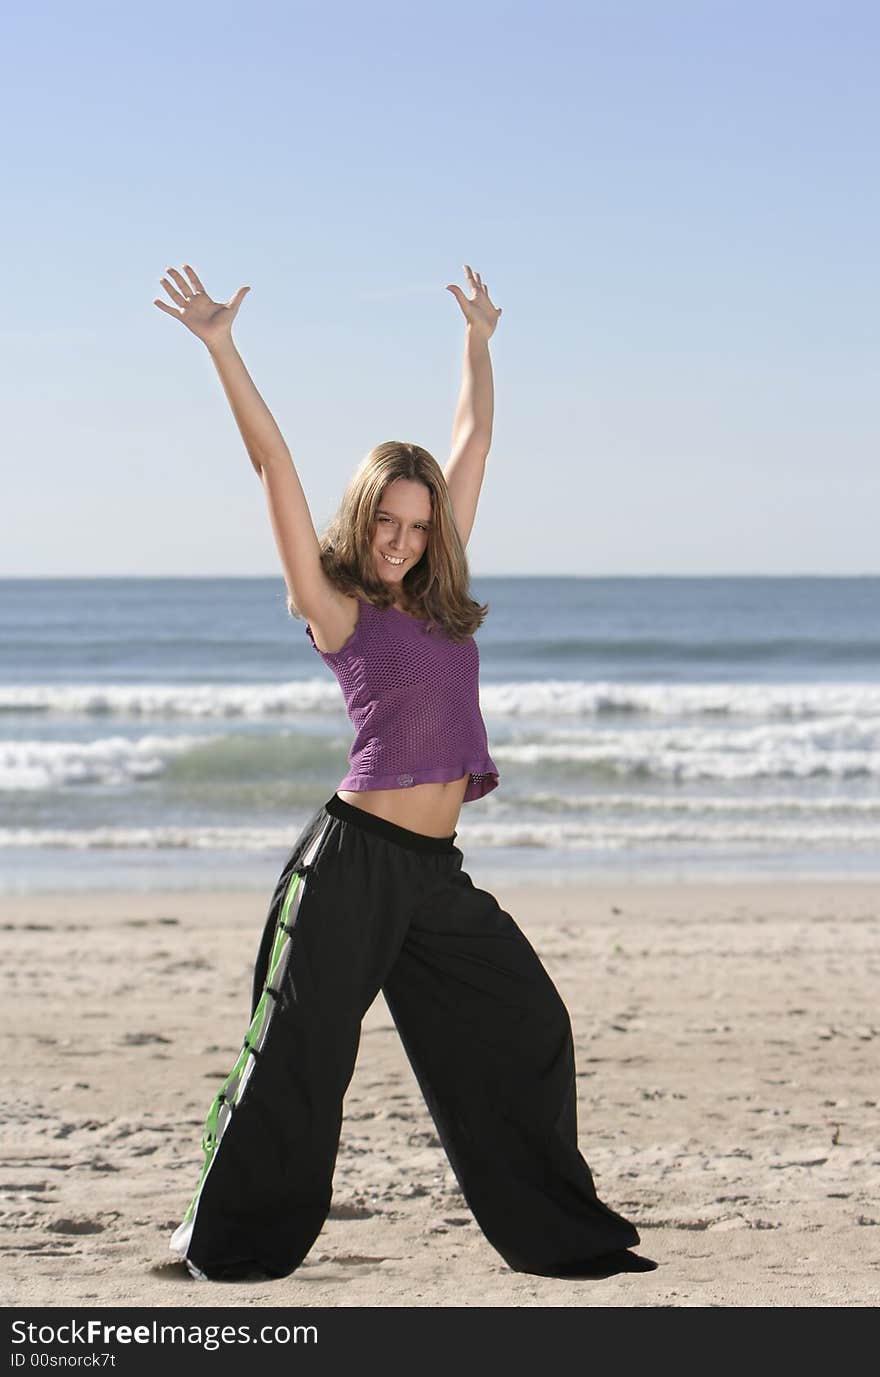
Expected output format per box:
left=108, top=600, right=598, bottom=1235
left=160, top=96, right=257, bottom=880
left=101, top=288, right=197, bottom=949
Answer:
left=446, top=264, right=502, bottom=339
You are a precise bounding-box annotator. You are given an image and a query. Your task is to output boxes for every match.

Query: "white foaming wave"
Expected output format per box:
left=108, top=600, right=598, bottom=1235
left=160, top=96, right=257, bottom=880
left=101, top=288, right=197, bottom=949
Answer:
left=521, top=792, right=880, bottom=817
left=480, top=680, right=880, bottom=720
left=459, top=819, right=880, bottom=849
left=5, top=679, right=880, bottom=720
left=6, top=715, right=878, bottom=794
left=5, top=817, right=880, bottom=851
left=0, top=826, right=299, bottom=851
left=0, top=681, right=340, bottom=718
left=0, top=734, right=220, bottom=791
left=495, top=717, right=880, bottom=780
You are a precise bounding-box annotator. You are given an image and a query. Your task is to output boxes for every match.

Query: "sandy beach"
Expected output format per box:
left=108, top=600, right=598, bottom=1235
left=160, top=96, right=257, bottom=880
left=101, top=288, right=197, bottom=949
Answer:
left=1, top=878, right=878, bottom=1309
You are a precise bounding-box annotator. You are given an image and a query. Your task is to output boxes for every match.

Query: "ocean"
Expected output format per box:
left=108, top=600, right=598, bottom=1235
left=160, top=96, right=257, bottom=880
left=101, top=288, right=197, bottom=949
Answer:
left=3, top=575, right=879, bottom=892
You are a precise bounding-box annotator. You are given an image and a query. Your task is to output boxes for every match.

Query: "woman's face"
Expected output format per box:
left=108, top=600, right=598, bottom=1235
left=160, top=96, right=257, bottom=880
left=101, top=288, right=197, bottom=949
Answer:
left=371, top=478, right=433, bottom=591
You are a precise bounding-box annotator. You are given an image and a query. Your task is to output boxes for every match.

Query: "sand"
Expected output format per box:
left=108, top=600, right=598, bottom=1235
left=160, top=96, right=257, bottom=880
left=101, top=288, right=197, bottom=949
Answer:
left=1, top=878, right=878, bottom=1309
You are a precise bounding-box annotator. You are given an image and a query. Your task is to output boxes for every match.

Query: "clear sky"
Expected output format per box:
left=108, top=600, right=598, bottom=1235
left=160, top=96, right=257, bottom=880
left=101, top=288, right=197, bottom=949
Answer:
left=2, top=0, right=877, bottom=576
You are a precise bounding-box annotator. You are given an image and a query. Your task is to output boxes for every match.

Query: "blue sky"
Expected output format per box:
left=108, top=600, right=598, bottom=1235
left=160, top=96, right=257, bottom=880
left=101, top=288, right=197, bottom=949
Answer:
left=3, top=0, right=877, bottom=575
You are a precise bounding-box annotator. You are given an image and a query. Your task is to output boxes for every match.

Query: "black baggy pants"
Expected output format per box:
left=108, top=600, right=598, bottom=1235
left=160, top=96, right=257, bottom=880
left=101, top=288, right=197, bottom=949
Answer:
left=170, top=793, right=640, bottom=1280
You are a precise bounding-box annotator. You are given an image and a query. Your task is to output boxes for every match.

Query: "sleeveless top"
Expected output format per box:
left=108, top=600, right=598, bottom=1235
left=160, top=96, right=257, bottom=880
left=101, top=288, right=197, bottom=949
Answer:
left=305, top=599, right=499, bottom=802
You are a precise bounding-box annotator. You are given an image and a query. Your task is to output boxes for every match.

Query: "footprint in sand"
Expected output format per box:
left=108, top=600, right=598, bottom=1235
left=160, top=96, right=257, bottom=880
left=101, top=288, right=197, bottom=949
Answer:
left=47, top=1217, right=108, bottom=1235
left=406, top=1130, right=441, bottom=1148
left=326, top=1200, right=376, bottom=1219
left=149, top=1259, right=195, bottom=1282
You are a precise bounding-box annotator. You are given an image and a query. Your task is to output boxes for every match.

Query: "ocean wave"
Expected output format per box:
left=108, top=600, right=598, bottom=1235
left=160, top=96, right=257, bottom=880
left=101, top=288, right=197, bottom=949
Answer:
left=0, top=734, right=221, bottom=791
left=492, top=635, right=880, bottom=664
left=0, top=681, right=339, bottom=718
left=480, top=681, right=880, bottom=720
left=6, top=712, right=880, bottom=793
left=495, top=718, right=880, bottom=780
left=463, top=819, right=880, bottom=849
left=0, top=825, right=299, bottom=851
left=0, top=730, right=346, bottom=793
left=5, top=680, right=880, bottom=721
left=4, top=817, right=880, bottom=851
left=518, top=792, right=880, bottom=817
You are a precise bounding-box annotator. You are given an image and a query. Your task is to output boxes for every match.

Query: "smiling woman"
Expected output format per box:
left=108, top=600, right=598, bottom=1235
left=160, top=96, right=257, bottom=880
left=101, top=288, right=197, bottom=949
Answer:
left=291, top=438, right=498, bottom=835
left=294, top=437, right=489, bottom=640
left=371, top=479, right=433, bottom=591
left=154, top=260, right=653, bottom=1284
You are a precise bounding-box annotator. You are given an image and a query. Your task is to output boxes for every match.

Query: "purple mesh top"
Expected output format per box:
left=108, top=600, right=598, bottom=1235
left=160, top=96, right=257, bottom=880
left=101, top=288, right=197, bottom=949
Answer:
left=305, top=599, right=499, bottom=802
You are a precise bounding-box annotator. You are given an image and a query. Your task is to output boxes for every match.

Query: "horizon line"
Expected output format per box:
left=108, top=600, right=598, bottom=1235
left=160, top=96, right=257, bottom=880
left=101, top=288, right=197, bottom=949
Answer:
left=2, top=572, right=879, bottom=581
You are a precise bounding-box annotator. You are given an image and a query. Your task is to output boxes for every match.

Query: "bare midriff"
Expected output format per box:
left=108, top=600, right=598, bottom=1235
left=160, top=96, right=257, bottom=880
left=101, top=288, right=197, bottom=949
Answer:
left=336, top=773, right=470, bottom=838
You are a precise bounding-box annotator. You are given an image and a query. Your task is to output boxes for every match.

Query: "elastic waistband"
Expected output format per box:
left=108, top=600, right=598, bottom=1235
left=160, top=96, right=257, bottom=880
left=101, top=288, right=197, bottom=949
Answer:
left=324, top=793, right=457, bottom=855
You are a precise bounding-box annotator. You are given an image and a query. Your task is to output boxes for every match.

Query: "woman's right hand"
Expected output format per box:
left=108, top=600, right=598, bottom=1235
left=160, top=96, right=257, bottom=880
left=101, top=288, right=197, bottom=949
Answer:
left=153, top=264, right=250, bottom=348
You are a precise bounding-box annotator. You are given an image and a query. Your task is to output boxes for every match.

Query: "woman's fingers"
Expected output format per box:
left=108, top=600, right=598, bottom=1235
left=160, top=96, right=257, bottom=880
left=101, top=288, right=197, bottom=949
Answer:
left=446, top=269, right=502, bottom=333
left=166, top=266, right=194, bottom=299
left=463, top=263, right=488, bottom=296
left=159, top=275, right=188, bottom=307
left=154, top=262, right=246, bottom=342
left=458, top=263, right=498, bottom=309
left=228, top=285, right=251, bottom=312
left=184, top=263, right=206, bottom=294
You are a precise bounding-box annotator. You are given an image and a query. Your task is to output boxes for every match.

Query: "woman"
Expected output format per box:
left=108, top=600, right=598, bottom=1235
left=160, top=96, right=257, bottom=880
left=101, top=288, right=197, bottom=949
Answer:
left=153, top=262, right=655, bottom=1282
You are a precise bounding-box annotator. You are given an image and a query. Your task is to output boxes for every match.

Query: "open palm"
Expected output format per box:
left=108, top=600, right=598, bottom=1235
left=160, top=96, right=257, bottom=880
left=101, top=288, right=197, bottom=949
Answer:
left=153, top=264, right=250, bottom=346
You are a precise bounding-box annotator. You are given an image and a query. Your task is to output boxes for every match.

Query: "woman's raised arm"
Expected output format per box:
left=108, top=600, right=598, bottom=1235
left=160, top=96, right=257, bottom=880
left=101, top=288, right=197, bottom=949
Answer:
left=443, top=265, right=502, bottom=548
left=154, top=264, right=335, bottom=619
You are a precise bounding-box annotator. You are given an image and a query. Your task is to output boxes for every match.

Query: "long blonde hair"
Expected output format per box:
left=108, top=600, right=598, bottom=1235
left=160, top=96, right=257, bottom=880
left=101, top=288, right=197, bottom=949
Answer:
left=288, top=441, right=488, bottom=640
